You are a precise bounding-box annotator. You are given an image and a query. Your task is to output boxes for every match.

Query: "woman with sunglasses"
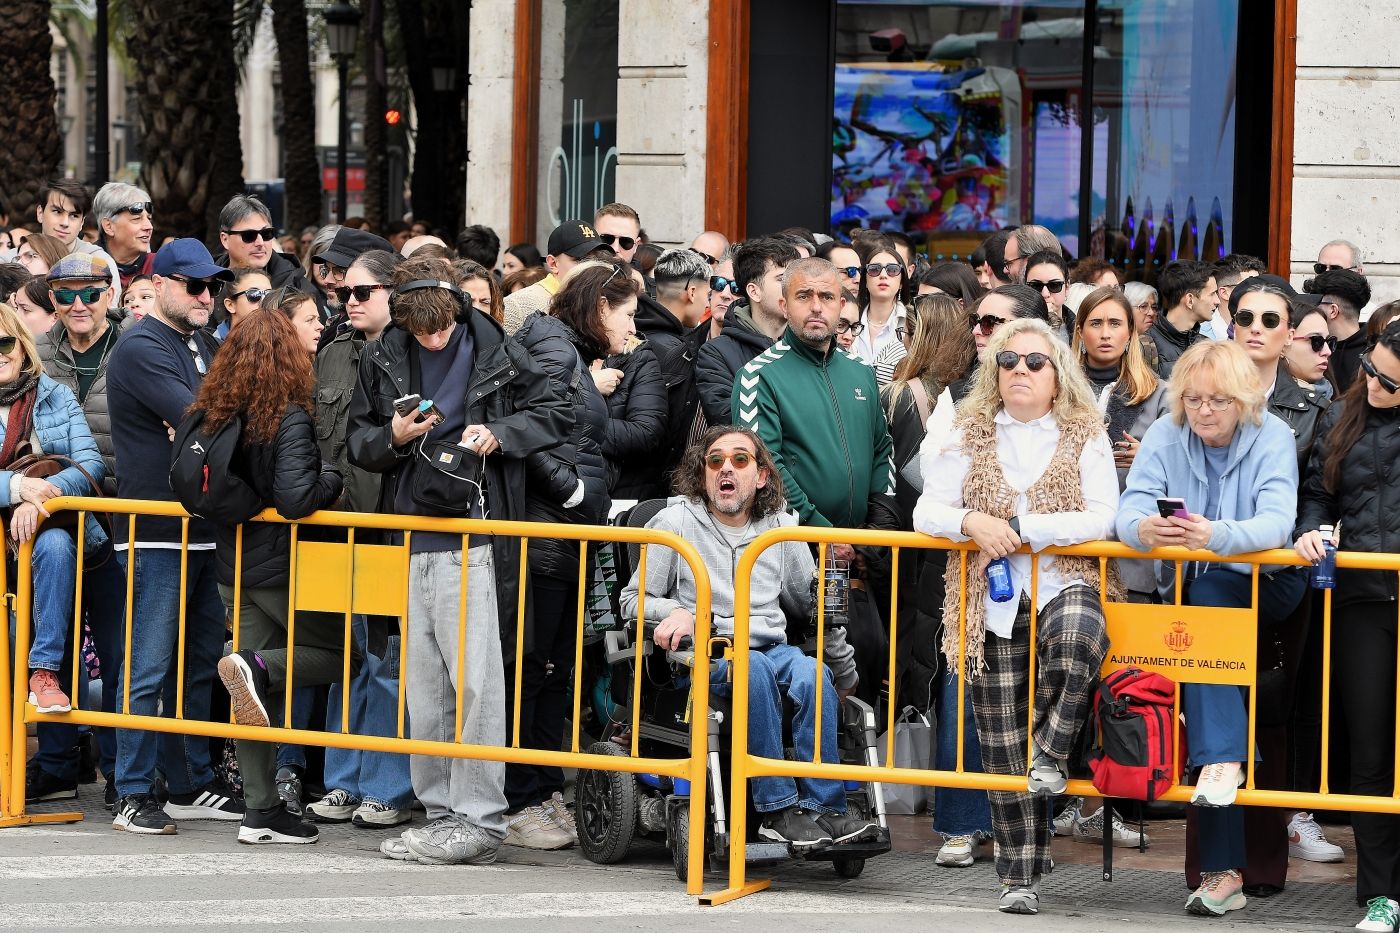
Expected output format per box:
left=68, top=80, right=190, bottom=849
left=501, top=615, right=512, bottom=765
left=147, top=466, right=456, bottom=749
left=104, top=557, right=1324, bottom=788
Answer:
left=215, top=268, right=272, bottom=339
left=914, top=317, right=1118, bottom=914
left=1118, top=340, right=1303, bottom=918
left=706, top=247, right=740, bottom=338
left=1024, top=250, right=1072, bottom=340
left=853, top=235, right=910, bottom=386
left=1285, top=302, right=1338, bottom=404
left=1296, top=321, right=1400, bottom=932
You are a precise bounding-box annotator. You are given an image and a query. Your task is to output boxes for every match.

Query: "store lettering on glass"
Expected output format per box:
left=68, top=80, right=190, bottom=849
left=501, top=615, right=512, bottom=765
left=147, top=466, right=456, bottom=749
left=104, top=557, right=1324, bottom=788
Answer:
left=549, top=99, right=619, bottom=226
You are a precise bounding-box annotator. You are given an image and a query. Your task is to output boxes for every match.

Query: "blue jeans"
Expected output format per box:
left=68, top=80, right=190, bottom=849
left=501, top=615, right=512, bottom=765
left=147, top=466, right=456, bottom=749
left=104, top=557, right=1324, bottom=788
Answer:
left=713, top=642, right=845, bottom=814
left=31, top=546, right=127, bottom=782
left=115, top=549, right=227, bottom=798
left=933, top=670, right=992, bottom=838
left=274, top=689, right=320, bottom=771
left=321, top=616, right=412, bottom=807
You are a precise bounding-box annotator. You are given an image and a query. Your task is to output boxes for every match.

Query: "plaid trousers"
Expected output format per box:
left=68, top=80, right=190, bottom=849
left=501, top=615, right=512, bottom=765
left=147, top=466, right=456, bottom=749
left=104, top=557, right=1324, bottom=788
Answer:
left=970, top=584, right=1109, bottom=885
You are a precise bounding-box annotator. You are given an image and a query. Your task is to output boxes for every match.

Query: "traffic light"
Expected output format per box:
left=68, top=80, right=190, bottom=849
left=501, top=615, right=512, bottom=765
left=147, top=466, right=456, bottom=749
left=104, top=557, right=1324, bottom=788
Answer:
left=385, top=108, right=402, bottom=126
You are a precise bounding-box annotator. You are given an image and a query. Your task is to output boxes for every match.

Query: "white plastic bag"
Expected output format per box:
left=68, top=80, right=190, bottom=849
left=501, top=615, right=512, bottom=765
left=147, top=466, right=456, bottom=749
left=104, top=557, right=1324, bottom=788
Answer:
left=875, top=705, right=933, bottom=814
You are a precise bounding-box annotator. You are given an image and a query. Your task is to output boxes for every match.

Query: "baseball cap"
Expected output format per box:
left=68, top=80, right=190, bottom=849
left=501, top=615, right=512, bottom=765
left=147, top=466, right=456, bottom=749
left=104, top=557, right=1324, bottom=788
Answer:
left=314, top=228, right=393, bottom=268
left=152, top=238, right=234, bottom=282
left=46, top=253, right=113, bottom=284
left=547, top=221, right=610, bottom=260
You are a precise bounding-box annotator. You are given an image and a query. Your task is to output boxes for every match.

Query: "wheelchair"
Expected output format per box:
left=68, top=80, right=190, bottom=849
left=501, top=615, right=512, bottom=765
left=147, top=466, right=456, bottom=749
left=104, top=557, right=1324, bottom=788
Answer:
left=574, top=502, right=892, bottom=882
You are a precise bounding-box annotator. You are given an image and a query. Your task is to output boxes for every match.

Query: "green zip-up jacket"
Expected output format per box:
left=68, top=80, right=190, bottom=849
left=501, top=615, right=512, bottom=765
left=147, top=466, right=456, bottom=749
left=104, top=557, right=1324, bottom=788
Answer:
left=733, top=326, right=895, bottom=528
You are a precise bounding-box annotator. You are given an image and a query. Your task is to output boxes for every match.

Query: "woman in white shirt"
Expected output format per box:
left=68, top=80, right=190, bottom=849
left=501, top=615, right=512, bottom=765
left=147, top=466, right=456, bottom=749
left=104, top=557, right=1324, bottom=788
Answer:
left=912, top=316, right=1119, bottom=915
left=851, top=235, right=910, bottom=385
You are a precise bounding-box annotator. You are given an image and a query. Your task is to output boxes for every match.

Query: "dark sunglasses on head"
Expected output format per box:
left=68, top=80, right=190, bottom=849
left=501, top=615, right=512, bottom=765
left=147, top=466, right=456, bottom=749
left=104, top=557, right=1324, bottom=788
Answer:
left=223, top=226, right=277, bottom=244
left=333, top=283, right=388, bottom=304
left=705, top=450, right=753, bottom=471
left=112, top=202, right=153, bottom=218
left=1028, top=278, right=1066, bottom=295
left=995, top=350, right=1054, bottom=372
left=1232, top=309, right=1283, bottom=330
left=599, top=233, right=636, bottom=251
left=51, top=286, right=107, bottom=307
left=865, top=262, right=903, bottom=278
left=969, top=313, right=1006, bottom=333
left=0, top=336, right=16, bottom=354
left=708, top=275, right=741, bottom=296
left=1362, top=353, right=1400, bottom=394
left=1303, top=333, right=1338, bottom=354
left=169, top=274, right=215, bottom=297
left=228, top=286, right=270, bottom=304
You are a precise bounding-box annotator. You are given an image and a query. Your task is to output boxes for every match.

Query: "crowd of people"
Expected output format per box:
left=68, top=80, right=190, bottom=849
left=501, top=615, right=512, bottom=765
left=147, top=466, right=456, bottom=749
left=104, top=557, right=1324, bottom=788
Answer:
left=6, top=175, right=1400, bottom=930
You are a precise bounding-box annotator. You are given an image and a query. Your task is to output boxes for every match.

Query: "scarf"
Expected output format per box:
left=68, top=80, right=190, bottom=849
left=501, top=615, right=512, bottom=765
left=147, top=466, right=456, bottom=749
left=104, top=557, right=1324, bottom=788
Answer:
left=0, top=372, right=39, bottom=468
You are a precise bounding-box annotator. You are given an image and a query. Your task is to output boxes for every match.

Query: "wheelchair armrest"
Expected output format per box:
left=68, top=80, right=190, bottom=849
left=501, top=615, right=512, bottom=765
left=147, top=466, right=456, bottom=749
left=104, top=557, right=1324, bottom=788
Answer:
left=604, top=627, right=652, bottom=665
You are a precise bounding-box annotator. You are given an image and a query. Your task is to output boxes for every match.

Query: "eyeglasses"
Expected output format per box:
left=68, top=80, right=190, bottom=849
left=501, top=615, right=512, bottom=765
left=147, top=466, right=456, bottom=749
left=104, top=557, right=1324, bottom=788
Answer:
left=838, top=266, right=860, bottom=279
left=995, top=351, right=1054, bottom=372
left=1313, top=262, right=1360, bottom=275
left=598, top=233, right=636, bottom=251
left=1181, top=395, right=1235, bottom=411
left=1302, top=333, right=1338, bottom=354
left=111, top=202, right=153, bottom=218
left=969, top=313, right=1007, bottom=333
left=0, top=336, right=18, bottom=355
left=1232, top=309, right=1283, bottom=330
left=705, top=450, right=754, bottom=471
left=333, top=283, right=388, bottom=304
left=169, top=274, right=216, bottom=297
left=690, top=248, right=718, bottom=266
left=51, top=286, right=107, bottom=307
left=836, top=319, right=865, bottom=336
left=1362, top=354, right=1400, bottom=394
left=186, top=336, right=207, bottom=376
left=865, top=263, right=903, bottom=279
left=1027, top=278, right=1066, bottom=295
left=223, top=226, right=277, bottom=244
left=709, top=275, right=741, bottom=296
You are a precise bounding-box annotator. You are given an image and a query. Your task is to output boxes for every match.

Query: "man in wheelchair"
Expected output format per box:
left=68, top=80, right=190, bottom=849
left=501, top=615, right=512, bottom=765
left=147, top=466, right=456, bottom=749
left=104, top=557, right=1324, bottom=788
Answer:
left=619, top=425, right=879, bottom=852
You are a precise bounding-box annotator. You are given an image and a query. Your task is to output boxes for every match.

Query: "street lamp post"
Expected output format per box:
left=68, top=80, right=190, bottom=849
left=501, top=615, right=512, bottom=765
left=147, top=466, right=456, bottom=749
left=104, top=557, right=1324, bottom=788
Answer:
left=324, top=1, right=362, bottom=223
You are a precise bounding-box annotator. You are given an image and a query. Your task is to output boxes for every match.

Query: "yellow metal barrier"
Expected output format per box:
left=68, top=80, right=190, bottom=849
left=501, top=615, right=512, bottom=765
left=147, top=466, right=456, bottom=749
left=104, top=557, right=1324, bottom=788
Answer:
left=4, top=496, right=715, bottom=895
left=702, top=526, right=1400, bottom=906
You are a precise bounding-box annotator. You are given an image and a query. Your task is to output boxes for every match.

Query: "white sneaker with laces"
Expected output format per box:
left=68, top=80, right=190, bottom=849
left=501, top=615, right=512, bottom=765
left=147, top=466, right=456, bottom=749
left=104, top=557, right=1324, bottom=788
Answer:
left=1052, top=797, right=1083, bottom=837
left=1357, top=897, right=1400, bottom=932
left=936, top=835, right=975, bottom=867
left=1190, top=761, right=1243, bottom=808
left=1080, top=807, right=1149, bottom=848
left=541, top=791, right=578, bottom=845
left=1288, top=812, right=1344, bottom=862
left=504, top=806, right=573, bottom=850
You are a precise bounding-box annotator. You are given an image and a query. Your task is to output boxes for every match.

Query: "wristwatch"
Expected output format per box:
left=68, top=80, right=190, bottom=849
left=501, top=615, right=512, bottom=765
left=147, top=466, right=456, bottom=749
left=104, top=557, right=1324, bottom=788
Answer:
left=1008, top=515, right=1022, bottom=538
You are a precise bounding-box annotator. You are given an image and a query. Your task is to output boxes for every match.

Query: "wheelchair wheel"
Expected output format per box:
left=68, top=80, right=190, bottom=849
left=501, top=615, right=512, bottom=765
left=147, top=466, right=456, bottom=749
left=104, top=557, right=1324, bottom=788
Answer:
left=668, top=800, right=690, bottom=883
left=833, top=856, right=866, bottom=878
left=577, top=741, right=638, bottom=864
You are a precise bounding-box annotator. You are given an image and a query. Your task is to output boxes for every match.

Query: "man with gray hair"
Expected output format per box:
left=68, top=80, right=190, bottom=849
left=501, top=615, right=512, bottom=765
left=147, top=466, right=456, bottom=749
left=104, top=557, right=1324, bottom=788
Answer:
left=94, top=182, right=155, bottom=288
left=213, top=194, right=317, bottom=299
left=1015, top=224, right=1062, bottom=271
left=1316, top=238, right=1363, bottom=277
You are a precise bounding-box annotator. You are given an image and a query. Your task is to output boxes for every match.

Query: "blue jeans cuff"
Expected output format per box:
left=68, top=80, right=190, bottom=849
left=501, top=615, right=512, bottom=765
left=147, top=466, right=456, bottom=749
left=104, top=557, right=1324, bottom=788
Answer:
left=753, top=793, right=799, bottom=814
left=797, top=799, right=842, bottom=816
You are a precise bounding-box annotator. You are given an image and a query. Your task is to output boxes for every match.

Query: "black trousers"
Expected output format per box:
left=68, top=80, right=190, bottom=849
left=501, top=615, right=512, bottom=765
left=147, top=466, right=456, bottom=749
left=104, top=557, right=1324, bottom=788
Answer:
left=504, top=573, right=579, bottom=813
left=1335, top=600, right=1400, bottom=907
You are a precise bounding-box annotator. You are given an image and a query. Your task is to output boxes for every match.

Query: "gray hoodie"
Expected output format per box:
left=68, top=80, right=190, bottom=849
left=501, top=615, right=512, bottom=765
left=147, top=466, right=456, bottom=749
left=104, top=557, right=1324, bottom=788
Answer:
left=618, top=496, right=858, bottom=690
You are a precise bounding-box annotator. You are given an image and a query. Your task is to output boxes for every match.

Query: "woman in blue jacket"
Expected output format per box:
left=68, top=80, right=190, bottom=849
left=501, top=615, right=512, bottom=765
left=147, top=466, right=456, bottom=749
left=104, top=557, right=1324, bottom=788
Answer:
left=1117, top=340, right=1302, bottom=919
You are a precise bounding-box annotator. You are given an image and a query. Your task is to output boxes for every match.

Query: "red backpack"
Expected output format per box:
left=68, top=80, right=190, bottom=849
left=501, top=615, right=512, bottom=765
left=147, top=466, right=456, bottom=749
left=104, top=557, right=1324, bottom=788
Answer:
left=1089, top=668, right=1176, bottom=801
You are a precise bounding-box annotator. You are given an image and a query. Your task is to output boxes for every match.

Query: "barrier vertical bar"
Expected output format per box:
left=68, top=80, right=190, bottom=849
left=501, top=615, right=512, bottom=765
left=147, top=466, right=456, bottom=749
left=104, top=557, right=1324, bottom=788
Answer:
left=630, top=545, right=647, bottom=760
left=284, top=523, right=300, bottom=726
left=813, top=542, right=826, bottom=765
left=513, top=538, right=528, bottom=748
left=1393, top=583, right=1400, bottom=796
left=956, top=548, right=968, bottom=772
left=884, top=545, right=900, bottom=729
left=342, top=528, right=355, bottom=733
left=121, top=515, right=136, bottom=714
left=456, top=534, right=471, bottom=742
left=1319, top=585, right=1332, bottom=795
left=685, top=540, right=712, bottom=897
left=174, top=517, right=190, bottom=719
left=70, top=515, right=87, bottom=711
left=231, top=525, right=244, bottom=654
left=1245, top=565, right=1260, bottom=790
left=571, top=542, right=587, bottom=754
left=1025, top=556, right=1040, bottom=772
left=397, top=532, right=412, bottom=739
left=0, top=517, right=15, bottom=821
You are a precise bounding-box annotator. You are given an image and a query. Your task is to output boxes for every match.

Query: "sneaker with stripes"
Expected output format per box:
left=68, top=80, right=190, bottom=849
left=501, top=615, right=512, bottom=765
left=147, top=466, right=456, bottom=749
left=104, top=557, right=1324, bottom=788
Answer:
left=165, top=781, right=245, bottom=821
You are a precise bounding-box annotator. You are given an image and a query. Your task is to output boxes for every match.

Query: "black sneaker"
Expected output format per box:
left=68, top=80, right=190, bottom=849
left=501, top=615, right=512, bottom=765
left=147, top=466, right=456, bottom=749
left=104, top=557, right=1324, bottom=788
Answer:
left=816, top=812, right=880, bottom=844
left=103, top=778, right=118, bottom=811
left=238, top=804, right=319, bottom=845
left=276, top=766, right=304, bottom=817
left=758, top=807, right=833, bottom=851
left=25, top=762, right=78, bottom=803
left=217, top=649, right=271, bottom=728
left=165, top=780, right=245, bottom=821
left=113, top=793, right=176, bottom=834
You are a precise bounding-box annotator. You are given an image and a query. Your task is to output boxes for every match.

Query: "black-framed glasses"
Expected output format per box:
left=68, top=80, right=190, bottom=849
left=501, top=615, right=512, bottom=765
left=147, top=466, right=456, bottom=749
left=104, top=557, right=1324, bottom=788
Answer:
left=1362, top=354, right=1400, bottom=394
left=1027, top=278, right=1066, bottom=295
left=599, top=233, right=636, bottom=251
left=228, top=286, right=270, bottom=304
left=223, top=226, right=277, bottom=243
left=835, top=319, right=865, bottom=336
left=970, top=313, right=1006, bottom=333
left=0, top=336, right=18, bottom=355
left=865, top=262, right=903, bottom=278
left=708, top=275, right=740, bottom=296
left=333, top=283, right=388, bottom=304
left=1233, top=309, right=1283, bottom=330
left=995, top=350, right=1054, bottom=372
left=51, top=286, right=107, bottom=307
left=169, top=274, right=215, bottom=297
left=1313, top=262, right=1359, bottom=275
left=111, top=202, right=153, bottom=218
left=1302, top=333, right=1338, bottom=354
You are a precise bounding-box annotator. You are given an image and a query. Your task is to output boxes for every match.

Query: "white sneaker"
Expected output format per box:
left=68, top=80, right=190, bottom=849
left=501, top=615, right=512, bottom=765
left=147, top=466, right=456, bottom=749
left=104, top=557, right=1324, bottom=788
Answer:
left=998, top=877, right=1040, bottom=914
left=1190, top=762, right=1243, bottom=808
left=1288, top=812, right=1344, bottom=862
left=541, top=791, right=578, bottom=845
left=1052, top=797, right=1083, bottom=837
left=305, top=788, right=359, bottom=824
left=1080, top=806, right=1149, bottom=848
left=1357, top=897, right=1400, bottom=932
left=504, top=806, right=573, bottom=850
left=936, top=835, right=975, bottom=867
left=352, top=800, right=412, bottom=828
left=1027, top=755, right=1067, bottom=796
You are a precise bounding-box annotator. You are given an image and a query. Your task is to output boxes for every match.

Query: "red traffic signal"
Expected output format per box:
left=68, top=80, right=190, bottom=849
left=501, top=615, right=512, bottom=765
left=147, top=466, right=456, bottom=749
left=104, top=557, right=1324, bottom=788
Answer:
left=385, top=109, right=402, bottom=125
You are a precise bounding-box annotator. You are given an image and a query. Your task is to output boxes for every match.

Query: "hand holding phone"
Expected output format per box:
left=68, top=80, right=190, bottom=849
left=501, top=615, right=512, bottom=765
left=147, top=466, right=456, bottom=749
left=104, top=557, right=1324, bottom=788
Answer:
left=393, top=394, right=423, bottom=417
left=1156, top=497, right=1189, bottom=519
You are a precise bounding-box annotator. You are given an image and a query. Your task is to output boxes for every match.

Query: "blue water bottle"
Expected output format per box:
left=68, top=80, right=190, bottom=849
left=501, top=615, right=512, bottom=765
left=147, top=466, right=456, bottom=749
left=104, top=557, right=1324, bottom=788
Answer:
left=1311, top=525, right=1336, bottom=590
left=986, top=557, right=1015, bottom=602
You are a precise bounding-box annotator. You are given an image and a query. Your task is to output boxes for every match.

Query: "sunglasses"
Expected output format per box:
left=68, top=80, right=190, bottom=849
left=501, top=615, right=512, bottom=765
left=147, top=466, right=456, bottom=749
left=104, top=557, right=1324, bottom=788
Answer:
left=1232, top=309, right=1283, bottom=330
left=691, top=248, right=718, bottom=266
left=709, top=275, right=741, bottom=296
left=1302, top=333, right=1338, bottom=354
left=1313, top=262, right=1358, bottom=275
left=969, top=313, right=1007, bottom=333
left=333, top=283, right=388, bottom=304
left=865, top=263, right=903, bottom=278
left=1028, top=278, right=1066, bottom=295
left=1362, top=354, right=1400, bottom=394
left=112, top=202, right=153, bottom=218
left=51, top=286, right=108, bottom=307
left=228, top=286, right=270, bottom=304
left=599, top=233, right=636, bottom=251
left=0, top=336, right=17, bottom=355
left=995, top=350, right=1054, bottom=372
left=838, top=266, right=860, bottom=279
left=223, top=226, right=277, bottom=244
left=169, top=274, right=216, bottom=297
left=705, top=450, right=754, bottom=471
left=836, top=319, right=865, bottom=336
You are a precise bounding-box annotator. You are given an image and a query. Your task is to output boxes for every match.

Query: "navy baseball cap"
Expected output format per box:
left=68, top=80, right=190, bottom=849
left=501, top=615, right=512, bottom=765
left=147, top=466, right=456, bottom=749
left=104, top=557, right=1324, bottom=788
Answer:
left=152, top=238, right=233, bottom=282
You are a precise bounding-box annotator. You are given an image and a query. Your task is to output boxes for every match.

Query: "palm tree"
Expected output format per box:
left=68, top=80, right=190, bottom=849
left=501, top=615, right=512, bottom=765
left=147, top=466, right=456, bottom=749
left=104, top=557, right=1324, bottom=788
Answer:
left=0, top=1, right=62, bottom=223
left=271, top=0, right=322, bottom=235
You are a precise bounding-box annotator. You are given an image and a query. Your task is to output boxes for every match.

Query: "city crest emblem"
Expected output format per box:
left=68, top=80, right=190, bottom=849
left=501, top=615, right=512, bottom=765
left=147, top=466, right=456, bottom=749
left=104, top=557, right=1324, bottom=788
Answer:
left=1164, top=619, right=1193, bottom=652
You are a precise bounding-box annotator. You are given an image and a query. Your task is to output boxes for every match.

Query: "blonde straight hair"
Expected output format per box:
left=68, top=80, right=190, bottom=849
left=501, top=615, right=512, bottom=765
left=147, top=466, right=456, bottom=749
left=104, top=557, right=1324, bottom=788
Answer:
left=1071, top=286, right=1159, bottom=405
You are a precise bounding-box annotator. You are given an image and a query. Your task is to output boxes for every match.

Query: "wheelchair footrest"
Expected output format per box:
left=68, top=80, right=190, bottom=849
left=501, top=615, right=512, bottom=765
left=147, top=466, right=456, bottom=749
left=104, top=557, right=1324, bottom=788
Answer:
left=744, top=842, right=791, bottom=862
left=797, top=837, right=893, bottom=862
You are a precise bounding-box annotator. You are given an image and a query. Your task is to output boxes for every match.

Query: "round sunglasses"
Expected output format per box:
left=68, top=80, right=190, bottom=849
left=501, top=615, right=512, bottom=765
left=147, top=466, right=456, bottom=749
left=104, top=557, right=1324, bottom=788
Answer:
left=995, top=350, right=1054, bottom=372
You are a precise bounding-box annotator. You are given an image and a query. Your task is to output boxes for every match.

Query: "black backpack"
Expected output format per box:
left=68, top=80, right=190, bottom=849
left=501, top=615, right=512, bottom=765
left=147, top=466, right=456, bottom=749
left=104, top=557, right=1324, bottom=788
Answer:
left=169, top=409, right=263, bottom=524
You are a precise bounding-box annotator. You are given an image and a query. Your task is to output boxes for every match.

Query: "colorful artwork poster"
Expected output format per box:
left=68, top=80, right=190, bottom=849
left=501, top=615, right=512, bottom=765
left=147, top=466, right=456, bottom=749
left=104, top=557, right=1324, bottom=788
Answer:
left=832, top=64, right=1010, bottom=240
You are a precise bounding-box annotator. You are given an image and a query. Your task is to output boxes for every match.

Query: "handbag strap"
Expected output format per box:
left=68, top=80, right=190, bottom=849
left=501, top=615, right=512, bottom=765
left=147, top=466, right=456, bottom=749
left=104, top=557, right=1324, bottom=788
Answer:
left=906, top=380, right=933, bottom=426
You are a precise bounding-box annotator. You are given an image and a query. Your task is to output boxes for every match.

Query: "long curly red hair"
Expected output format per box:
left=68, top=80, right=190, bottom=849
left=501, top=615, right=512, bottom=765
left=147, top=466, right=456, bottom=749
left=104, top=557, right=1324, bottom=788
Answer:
left=190, top=308, right=314, bottom=445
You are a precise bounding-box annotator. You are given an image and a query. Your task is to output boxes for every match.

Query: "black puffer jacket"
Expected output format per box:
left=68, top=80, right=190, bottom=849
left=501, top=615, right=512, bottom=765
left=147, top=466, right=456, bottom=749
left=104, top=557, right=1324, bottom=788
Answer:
left=633, top=293, right=707, bottom=493
left=1147, top=315, right=1205, bottom=377
left=694, top=304, right=774, bottom=426
left=214, top=405, right=344, bottom=589
left=1267, top=360, right=1329, bottom=474
left=1297, top=401, right=1400, bottom=607
left=601, top=343, right=668, bottom=497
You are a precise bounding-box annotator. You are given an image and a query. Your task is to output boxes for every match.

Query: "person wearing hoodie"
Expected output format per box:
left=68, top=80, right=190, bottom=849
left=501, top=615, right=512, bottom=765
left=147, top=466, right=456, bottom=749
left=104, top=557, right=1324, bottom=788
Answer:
left=620, top=425, right=878, bottom=852
left=1117, top=340, right=1302, bottom=919
left=213, top=195, right=319, bottom=308
left=695, top=237, right=799, bottom=425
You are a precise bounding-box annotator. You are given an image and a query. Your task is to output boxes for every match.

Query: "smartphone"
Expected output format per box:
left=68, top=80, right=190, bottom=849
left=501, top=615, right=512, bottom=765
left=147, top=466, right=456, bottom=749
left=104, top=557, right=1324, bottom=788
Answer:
left=393, top=393, right=423, bottom=416
left=418, top=399, right=443, bottom=423
left=1157, top=497, right=1189, bottom=519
